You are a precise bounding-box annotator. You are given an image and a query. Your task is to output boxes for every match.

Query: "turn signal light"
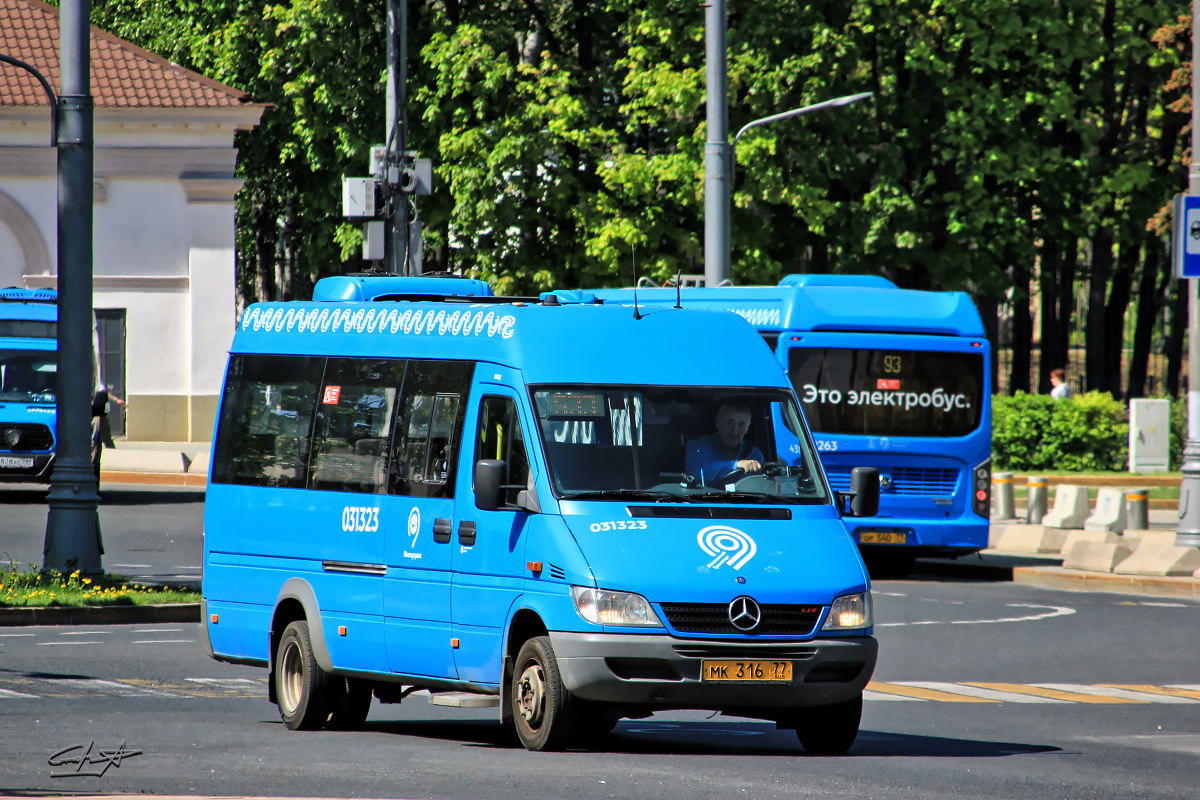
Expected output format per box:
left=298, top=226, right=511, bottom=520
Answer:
left=210, top=614, right=218, bottom=624
left=527, top=561, right=543, bottom=573
left=338, top=626, right=347, bottom=637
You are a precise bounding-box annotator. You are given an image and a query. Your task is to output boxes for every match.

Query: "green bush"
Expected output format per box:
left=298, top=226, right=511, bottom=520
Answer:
left=1169, top=396, right=1186, bottom=470
left=992, top=391, right=1128, bottom=471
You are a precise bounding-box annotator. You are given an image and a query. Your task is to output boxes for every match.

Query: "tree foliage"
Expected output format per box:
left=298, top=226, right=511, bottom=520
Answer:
left=90, top=0, right=1192, bottom=398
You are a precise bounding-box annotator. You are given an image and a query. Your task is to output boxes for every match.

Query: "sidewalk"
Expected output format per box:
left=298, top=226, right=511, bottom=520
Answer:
left=98, top=440, right=210, bottom=486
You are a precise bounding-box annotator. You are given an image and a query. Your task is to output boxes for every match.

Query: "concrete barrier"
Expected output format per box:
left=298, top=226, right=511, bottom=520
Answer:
left=99, top=449, right=187, bottom=474
left=1042, top=485, right=1090, bottom=529
left=1084, top=487, right=1127, bottom=533
left=186, top=451, right=211, bottom=475
left=1114, top=545, right=1200, bottom=577
left=994, top=524, right=1069, bottom=554
left=1063, top=540, right=1135, bottom=572
left=1060, top=529, right=1122, bottom=554
left=1133, top=530, right=1180, bottom=548
left=1026, top=477, right=1049, bottom=524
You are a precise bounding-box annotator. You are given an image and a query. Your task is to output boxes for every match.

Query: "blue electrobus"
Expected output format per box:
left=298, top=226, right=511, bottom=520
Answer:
left=590, top=274, right=991, bottom=574
left=0, top=288, right=60, bottom=482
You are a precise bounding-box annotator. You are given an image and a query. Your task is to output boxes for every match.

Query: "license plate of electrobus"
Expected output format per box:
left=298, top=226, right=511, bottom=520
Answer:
left=0, top=456, right=33, bottom=469
left=702, top=660, right=792, bottom=683
left=859, top=531, right=908, bottom=545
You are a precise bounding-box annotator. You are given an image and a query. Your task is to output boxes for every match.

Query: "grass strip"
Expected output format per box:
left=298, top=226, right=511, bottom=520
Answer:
left=0, top=562, right=200, bottom=608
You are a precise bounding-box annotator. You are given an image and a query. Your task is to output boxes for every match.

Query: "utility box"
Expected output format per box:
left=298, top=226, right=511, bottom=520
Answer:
left=342, top=177, right=376, bottom=218
left=362, top=220, right=385, bottom=261
left=1129, top=398, right=1170, bottom=473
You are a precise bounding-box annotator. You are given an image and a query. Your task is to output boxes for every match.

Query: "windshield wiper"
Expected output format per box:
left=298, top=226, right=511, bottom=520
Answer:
left=686, top=491, right=782, bottom=504
left=560, top=489, right=681, bottom=502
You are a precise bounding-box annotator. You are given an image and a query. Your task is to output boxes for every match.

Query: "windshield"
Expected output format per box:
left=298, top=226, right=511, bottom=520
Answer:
left=531, top=386, right=828, bottom=504
left=787, top=347, right=983, bottom=437
left=0, top=349, right=56, bottom=403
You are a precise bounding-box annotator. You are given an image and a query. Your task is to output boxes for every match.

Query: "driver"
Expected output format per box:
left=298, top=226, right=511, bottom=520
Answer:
left=685, top=400, right=764, bottom=486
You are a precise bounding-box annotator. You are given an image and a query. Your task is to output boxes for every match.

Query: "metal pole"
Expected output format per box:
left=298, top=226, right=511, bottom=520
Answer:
left=43, top=0, right=102, bottom=575
left=384, top=0, right=409, bottom=275
left=703, top=0, right=729, bottom=289
left=1177, top=0, right=1200, bottom=548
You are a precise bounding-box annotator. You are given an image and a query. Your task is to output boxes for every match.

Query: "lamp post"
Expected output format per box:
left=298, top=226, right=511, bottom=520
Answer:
left=43, top=0, right=103, bottom=575
left=1176, top=0, right=1200, bottom=548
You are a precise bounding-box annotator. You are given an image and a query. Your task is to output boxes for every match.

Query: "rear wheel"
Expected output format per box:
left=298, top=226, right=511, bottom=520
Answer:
left=796, top=694, right=862, bottom=755
left=275, top=620, right=332, bottom=731
left=511, top=636, right=579, bottom=751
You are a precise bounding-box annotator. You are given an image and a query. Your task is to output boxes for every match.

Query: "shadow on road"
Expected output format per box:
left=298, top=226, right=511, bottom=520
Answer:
left=356, top=718, right=1060, bottom=758
left=0, top=487, right=203, bottom=506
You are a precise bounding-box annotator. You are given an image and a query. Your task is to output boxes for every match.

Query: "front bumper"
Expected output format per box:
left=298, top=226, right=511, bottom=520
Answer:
left=0, top=453, right=54, bottom=483
left=549, top=631, right=877, bottom=710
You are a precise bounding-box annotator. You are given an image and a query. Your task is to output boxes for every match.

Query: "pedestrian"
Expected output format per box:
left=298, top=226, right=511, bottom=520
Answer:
left=1049, top=368, right=1073, bottom=401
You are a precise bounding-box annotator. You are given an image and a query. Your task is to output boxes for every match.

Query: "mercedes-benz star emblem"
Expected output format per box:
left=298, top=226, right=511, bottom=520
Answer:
left=728, top=595, right=761, bottom=631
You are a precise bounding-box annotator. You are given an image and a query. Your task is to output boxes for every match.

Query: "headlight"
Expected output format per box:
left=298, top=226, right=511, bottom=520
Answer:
left=821, top=592, right=872, bottom=630
left=571, top=586, right=663, bottom=627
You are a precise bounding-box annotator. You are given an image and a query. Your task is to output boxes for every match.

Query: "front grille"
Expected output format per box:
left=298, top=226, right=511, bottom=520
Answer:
left=659, top=603, right=823, bottom=636
left=827, top=465, right=959, bottom=496
left=672, top=645, right=818, bottom=659
left=0, top=423, right=54, bottom=452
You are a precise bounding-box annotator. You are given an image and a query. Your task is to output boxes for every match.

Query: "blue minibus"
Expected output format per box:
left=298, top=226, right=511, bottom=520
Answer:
left=590, top=275, right=991, bottom=576
left=201, top=275, right=881, bottom=752
left=0, top=288, right=60, bottom=482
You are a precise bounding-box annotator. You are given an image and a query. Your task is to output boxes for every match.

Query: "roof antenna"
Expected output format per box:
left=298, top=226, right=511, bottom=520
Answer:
left=631, top=244, right=641, bottom=320
left=674, top=267, right=683, bottom=309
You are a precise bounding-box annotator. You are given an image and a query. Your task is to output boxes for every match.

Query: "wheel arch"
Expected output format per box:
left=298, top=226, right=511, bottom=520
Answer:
left=500, top=605, right=550, bottom=725
left=270, top=578, right=333, bottom=685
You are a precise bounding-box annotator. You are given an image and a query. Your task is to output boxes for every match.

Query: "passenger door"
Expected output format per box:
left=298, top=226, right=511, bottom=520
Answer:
left=382, top=360, right=474, bottom=679
left=451, top=384, right=538, bottom=684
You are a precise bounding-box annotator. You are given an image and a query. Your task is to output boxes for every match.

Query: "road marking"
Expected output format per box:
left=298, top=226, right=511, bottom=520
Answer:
left=863, top=689, right=922, bottom=701
left=36, top=641, right=103, bottom=646
left=1034, top=684, right=1196, bottom=704
left=1139, top=602, right=1190, bottom=608
left=1167, top=684, right=1200, bottom=691
left=1100, top=685, right=1200, bottom=701
left=892, top=681, right=1069, bottom=704
left=0, top=633, right=35, bottom=637
left=965, top=683, right=1140, bottom=704
left=109, top=564, right=152, bottom=568
left=866, top=682, right=991, bottom=702
left=0, top=687, right=38, bottom=698
left=186, top=678, right=265, bottom=689
left=133, top=639, right=194, bottom=644
left=38, top=678, right=187, bottom=698
left=878, top=603, right=1076, bottom=627
left=58, top=630, right=109, bottom=636
left=132, top=628, right=182, bottom=633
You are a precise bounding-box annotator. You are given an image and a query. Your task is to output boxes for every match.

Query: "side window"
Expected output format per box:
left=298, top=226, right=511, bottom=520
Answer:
left=211, top=354, right=324, bottom=488
left=388, top=360, right=473, bottom=498
left=309, top=358, right=406, bottom=494
left=476, top=396, right=531, bottom=507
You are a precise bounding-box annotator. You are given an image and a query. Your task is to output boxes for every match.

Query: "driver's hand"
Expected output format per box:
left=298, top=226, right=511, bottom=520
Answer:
left=737, top=459, right=762, bottom=473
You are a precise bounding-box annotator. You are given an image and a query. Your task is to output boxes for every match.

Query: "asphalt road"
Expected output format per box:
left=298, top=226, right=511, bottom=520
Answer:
left=0, top=482, right=204, bottom=585
left=0, top=484, right=1197, bottom=799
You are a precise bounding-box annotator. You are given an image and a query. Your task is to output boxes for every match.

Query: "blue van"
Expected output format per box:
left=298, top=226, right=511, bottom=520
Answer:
left=201, top=276, right=880, bottom=752
left=0, top=288, right=60, bottom=482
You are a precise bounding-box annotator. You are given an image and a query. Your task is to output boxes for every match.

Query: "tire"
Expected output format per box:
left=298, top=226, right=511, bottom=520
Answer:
left=511, top=636, right=579, bottom=751
left=796, top=694, right=863, bottom=755
left=275, top=620, right=333, bottom=731
left=326, top=677, right=373, bottom=730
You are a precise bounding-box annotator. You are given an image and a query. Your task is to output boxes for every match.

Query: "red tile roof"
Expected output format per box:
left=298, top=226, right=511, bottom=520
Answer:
left=0, top=0, right=253, bottom=108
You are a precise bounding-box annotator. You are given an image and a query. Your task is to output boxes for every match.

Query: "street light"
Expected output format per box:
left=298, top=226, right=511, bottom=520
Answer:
left=718, top=92, right=873, bottom=282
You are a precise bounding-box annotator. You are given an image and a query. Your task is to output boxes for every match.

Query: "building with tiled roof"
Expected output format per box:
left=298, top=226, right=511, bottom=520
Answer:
left=0, top=0, right=264, bottom=442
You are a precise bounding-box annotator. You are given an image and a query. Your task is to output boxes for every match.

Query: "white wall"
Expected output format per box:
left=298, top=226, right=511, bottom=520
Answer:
left=188, top=202, right=236, bottom=396
left=95, top=180, right=189, bottom=277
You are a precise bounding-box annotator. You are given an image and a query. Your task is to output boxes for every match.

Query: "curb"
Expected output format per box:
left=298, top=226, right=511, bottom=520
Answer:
left=99, top=471, right=206, bottom=487
left=1013, top=566, right=1200, bottom=599
left=0, top=603, right=200, bottom=627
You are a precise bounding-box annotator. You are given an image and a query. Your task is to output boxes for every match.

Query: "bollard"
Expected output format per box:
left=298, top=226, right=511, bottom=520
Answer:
left=1125, top=488, right=1150, bottom=532
left=993, top=472, right=1016, bottom=519
left=1027, top=476, right=1048, bottom=524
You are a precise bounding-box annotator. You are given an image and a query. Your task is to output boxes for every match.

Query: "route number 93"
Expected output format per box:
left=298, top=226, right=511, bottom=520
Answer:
left=590, top=520, right=648, bottom=532
left=342, top=506, right=380, bottom=533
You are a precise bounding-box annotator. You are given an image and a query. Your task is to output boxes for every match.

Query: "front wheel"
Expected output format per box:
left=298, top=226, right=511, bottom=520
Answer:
left=275, top=620, right=332, bottom=731
left=796, top=694, right=862, bottom=755
left=511, top=636, right=579, bottom=751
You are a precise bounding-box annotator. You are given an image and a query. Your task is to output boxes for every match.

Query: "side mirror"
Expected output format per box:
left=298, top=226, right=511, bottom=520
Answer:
left=474, top=459, right=505, bottom=511
left=847, top=466, right=880, bottom=517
